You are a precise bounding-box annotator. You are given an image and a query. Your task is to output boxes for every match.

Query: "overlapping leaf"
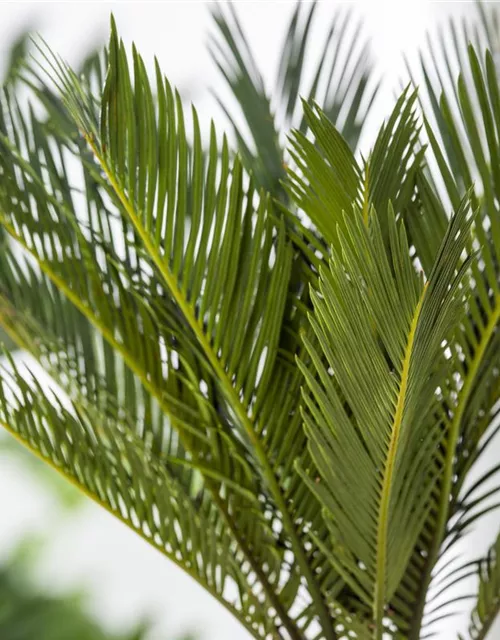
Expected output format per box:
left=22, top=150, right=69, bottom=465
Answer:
left=0, top=17, right=353, bottom=637
left=286, top=88, right=424, bottom=256
left=0, top=4, right=498, bottom=639
left=0, top=79, right=298, bottom=638
left=0, top=354, right=275, bottom=639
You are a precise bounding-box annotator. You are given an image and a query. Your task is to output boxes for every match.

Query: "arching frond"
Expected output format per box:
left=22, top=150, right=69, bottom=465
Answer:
left=0, top=69, right=301, bottom=640
left=298, top=192, right=473, bottom=637
left=1, top=28, right=31, bottom=86
left=0, top=18, right=355, bottom=639
left=0, top=354, right=275, bottom=639
left=0, top=6, right=498, bottom=640
left=286, top=87, right=423, bottom=256
left=401, top=22, right=500, bottom=638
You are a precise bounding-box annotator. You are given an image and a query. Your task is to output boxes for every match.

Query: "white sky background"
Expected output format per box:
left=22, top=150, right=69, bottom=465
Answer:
left=0, top=1, right=499, bottom=639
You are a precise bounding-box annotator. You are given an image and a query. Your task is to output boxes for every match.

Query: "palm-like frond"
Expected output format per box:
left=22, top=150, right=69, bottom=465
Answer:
left=406, top=1, right=500, bottom=198
left=1, top=28, right=31, bottom=86
left=0, top=19, right=346, bottom=639
left=297, top=184, right=472, bottom=637
left=286, top=88, right=423, bottom=256
left=209, top=1, right=378, bottom=197
left=0, top=352, right=271, bottom=637
left=0, top=30, right=35, bottom=352
left=266, top=87, right=431, bottom=634
left=399, top=8, right=500, bottom=637
left=0, top=74, right=297, bottom=640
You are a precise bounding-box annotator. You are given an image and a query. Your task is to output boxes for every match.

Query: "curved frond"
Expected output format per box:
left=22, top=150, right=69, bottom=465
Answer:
left=0, top=19, right=352, bottom=639
left=402, top=34, right=500, bottom=638
left=1, top=28, right=31, bottom=86
left=286, top=88, right=423, bottom=255
left=298, top=195, right=473, bottom=636
left=0, top=355, right=274, bottom=639
left=0, top=77, right=299, bottom=640
left=0, top=7, right=498, bottom=640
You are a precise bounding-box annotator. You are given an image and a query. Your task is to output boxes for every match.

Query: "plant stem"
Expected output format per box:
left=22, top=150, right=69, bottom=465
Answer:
left=374, top=282, right=428, bottom=639
left=475, top=602, right=500, bottom=640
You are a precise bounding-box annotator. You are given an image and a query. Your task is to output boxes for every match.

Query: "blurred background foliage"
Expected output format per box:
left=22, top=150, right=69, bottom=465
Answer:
left=0, top=538, right=147, bottom=640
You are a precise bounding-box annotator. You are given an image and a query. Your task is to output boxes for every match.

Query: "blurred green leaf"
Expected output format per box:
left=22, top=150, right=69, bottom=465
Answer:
left=2, top=29, right=31, bottom=86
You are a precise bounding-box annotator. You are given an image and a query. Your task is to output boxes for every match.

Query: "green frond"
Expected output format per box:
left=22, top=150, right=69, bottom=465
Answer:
left=89, top=21, right=341, bottom=636
left=401, top=4, right=500, bottom=275
left=401, top=28, right=500, bottom=639
left=0, top=79, right=295, bottom=640
left=0, top=354, right=274, bottom=638
left=420, top=44, right=500, bottom=532
left=286, top=88, right=423, bottom=254
left=298, top=196, right=473, bottom=637
left=0, top=6, right=499, bottom=640
left=0, top=19, right=352, bottom=639
left=407, top=2, right=500, bottom=195
left=0, top=30, right=35, bottom=351
left=1, top=28, right=31, bottom=86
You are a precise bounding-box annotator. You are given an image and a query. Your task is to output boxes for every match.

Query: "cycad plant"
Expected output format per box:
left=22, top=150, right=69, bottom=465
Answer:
left=0, top=2, right=499, bottom=639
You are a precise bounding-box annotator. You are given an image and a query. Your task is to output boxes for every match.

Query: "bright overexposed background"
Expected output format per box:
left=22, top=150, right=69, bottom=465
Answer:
left=0, top=2, right=498, bottom=639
